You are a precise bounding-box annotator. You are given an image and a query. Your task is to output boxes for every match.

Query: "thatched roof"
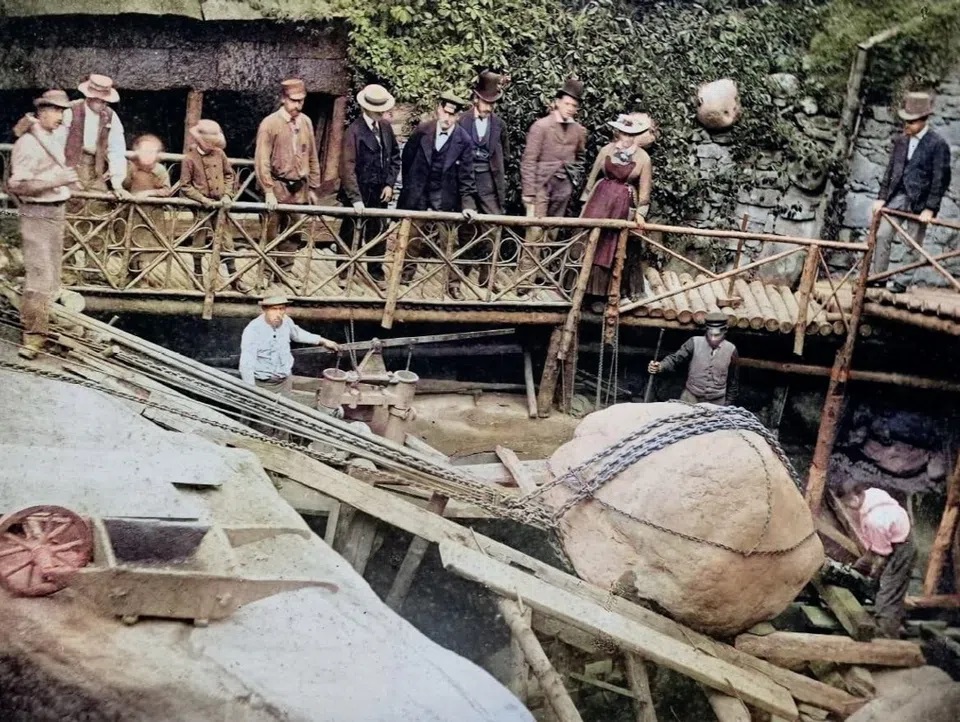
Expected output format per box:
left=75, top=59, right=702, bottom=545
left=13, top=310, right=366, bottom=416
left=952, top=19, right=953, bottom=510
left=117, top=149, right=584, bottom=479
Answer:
left=0, top=0, right=342, bottom=21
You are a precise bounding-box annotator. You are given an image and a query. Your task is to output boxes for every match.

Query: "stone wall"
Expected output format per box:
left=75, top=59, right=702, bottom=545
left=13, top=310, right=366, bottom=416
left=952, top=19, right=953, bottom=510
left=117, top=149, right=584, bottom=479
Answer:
left=0, top=15, right=349, bottom=95
left=840, top=71, right=960, bottom=286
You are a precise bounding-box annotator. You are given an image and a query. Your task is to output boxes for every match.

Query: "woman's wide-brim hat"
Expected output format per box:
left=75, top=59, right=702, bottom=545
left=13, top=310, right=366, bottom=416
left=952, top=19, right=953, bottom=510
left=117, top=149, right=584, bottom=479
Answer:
left=356, top=84, right=396, bottom=114
left=189, top=119, right=227, bottom=151
left=473, top=70, right=507, bottom=103
left=34, top=89, right=71, bottom=109
left=608, top=113, right=652, bottom=135
left=898, top=91, right=934, bottom=121
left=78, top=74, right=119, bottom=103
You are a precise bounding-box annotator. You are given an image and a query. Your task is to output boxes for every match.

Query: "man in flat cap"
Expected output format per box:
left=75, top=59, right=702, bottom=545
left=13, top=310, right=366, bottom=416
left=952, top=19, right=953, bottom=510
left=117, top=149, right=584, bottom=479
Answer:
left=8, top=90, right=79, bottom=359
left=397, top=90, right=478, bottom=297
left=647, top=312, right=739, bottom=405
left=338, top=83, right=401, bottom=284
left=870, top=91, right=952, bottom=293
left=239, top=295, right=340, bottom=397
left=61, top=74, right=129, bottom=200
left=255, top=79, right=323, bottom=274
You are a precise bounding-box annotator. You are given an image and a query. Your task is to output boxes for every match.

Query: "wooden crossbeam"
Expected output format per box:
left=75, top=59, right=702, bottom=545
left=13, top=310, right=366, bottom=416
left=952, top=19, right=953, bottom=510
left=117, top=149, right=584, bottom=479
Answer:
left=734, top=631, right=924, bottom=669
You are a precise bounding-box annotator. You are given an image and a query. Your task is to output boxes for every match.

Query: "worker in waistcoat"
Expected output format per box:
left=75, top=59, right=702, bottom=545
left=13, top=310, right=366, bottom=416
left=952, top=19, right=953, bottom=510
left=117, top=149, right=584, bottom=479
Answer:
left=457, top=70, right=510, bottom=295
left=8, top=90, right=79, bottom=359
left=647, top=312, right=739, bottom=405
left=61, top=74, right=129, bottom=200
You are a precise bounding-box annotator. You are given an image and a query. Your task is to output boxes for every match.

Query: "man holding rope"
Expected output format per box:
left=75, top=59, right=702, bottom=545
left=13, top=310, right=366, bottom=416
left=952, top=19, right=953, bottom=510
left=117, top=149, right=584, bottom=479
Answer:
left=8, top=90, right=79, bottom=359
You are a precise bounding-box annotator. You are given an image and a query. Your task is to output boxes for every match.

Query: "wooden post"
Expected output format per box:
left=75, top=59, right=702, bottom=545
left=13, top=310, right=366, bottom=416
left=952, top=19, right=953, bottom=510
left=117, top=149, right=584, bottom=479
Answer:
left=381, top=218, right=412, bottom=329
left=538, top=228, right=601, bottom=417
left=524, top=351, right=538, bottom=419
left=624, top=655, right=657, bottom=722
left=182, top=89, right=203, bottom=153
left=508, top=605, right=533, bottom=704
left=561, top=324, right=578, bottom=414
left=604, top=228, right=631, bottom=343
left=724, top=214, right=749, bottom=300
left=322, top=95, right=348, bottom=192
left=537, top=325, right=564, bottom=417
left=498, top=598, right=584, bottom=722
left=923, top=452, right=960, bottom=595
left=384, top=492, right=448, bottom=611
left=805, top=214, right=878, bottom=514
left=793, top=246, right=819, bottom=356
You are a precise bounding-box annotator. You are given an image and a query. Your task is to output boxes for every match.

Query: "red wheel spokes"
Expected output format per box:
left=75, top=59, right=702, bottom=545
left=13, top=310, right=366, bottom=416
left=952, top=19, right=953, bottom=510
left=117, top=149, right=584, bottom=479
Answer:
left=0, top=506, right=93, bottom=597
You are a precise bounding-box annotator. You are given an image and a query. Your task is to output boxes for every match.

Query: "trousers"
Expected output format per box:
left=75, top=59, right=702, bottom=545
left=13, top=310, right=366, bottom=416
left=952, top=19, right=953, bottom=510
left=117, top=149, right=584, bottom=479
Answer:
left=19, top=203, right=66, bottom=335
left=874, top=536, right=917, bottom=637
left=872, top=194, right=928, bottom=282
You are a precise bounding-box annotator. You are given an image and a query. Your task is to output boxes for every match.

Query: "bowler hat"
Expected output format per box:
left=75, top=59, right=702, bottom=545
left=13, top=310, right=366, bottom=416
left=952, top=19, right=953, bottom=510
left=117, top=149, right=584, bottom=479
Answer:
left=281, top=78, right=308, bottom=101
left=608, top=113, right=651, bottom=135
left=34, top=89, right=71, bottom=109
left=472, top=70, right=507, bottom=103
left=260, top=295, right=290, bottom=307
left=438, top=90, right=469, bottom=112
left=78, top=74, right=120, bottom=103
left=556, top=77, right=583, bottom=101
left=705, top=311, right=728, bottom=328
left=898, top=92, right=934, bottom=121
left=189, top=119, right=227, bottom=151
left=356, top=84, right=396, bottom=114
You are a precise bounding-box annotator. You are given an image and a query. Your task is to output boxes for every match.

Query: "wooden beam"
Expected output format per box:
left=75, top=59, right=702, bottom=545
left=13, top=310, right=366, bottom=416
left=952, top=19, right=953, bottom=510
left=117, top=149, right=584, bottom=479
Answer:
left=499, top=598, right=583, bottom=722
left=182, top=89, right=203, bottom=154
left=507, top=604, right=532, bottom=704
left=705, top=690, right=751, bottom=722
left=624, top=654, right=657, bottom=722
left=384, top=493, right=448, bottom=612
left=923, top=453, right=960, bottom=595
left=181, top=435, right=860, bottom=717
left=495, top=445, right=538, bottom=494
left=734, top=632, right=924, bottom=669
left=524, top=351, right=538, bottom=419
left=813, top=583, right=876, bottom=641
left=440, top=543, right=799, bottom=720
left=905, top=594, right=960, bottom=609
left=814, top=517, right=861, bottom=560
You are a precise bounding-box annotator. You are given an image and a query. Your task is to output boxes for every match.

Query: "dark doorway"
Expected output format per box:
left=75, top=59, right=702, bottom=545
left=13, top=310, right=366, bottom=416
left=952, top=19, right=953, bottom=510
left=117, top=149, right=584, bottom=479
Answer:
left=117, top=89, right=188, bottom=155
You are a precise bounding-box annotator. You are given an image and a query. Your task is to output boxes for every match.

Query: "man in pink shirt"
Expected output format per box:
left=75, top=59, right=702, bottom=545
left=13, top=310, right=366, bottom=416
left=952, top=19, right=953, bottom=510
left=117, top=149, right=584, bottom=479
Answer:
left=843, top=482, right=917, bottom=638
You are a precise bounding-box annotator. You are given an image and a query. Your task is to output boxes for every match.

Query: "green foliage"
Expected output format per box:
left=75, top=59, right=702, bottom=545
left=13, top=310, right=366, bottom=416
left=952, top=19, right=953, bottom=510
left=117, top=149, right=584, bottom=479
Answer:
left=807, top=0, right=960, bottom=113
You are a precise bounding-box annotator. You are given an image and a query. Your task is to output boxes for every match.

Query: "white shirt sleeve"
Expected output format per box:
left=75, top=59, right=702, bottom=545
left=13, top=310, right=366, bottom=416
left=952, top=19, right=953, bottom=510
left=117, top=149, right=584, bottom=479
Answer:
left=107, top=111, right=128, bottom=191
left=239, top=322, right=259, bottom=385
left=289, top=320, right=323, bottom=345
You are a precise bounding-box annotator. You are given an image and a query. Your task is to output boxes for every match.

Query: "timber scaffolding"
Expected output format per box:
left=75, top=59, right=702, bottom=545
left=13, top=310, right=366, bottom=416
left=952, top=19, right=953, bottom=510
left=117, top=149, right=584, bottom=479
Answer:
left=0, top=292, right=936, bottom=722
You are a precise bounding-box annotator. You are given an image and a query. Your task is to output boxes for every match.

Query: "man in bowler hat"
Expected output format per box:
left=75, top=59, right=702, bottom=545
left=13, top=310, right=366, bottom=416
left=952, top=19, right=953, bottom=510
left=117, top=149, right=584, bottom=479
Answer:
left=338, top=84, right=401, bottom=284
left=870, top=92, right=952, bottom=293
left=648, top=312, right=739, bottom=405
left=397, top=90, right=478, bottom=296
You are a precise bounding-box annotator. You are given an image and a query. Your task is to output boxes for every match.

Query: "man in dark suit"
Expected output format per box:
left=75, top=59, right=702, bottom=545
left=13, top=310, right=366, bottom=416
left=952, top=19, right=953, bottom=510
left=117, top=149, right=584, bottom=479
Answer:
left=397, top=91, right=477, bottom=295
left=870, top=92, right=952, bottom=293
left=458, top=70, right=510, bottom=293
left=338, top=84, right=401, bottom=283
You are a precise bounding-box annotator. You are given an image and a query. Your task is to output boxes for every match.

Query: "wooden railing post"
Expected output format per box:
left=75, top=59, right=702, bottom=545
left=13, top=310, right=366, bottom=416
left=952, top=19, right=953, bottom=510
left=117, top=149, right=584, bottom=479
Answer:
left=604, top=228, right=630, bottom=343
left=922, top=452, right=960, bottom=595
left=381, top=218, right=412, bottom=329
left=793, top=246, right=819, bottom=356
left=805, top=214, right=878, bottom=514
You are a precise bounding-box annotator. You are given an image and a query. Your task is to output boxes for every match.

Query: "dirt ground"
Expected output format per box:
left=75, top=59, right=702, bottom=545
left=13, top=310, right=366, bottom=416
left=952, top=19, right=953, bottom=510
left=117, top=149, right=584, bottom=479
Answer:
left=410, top=392, right=580, bottom=461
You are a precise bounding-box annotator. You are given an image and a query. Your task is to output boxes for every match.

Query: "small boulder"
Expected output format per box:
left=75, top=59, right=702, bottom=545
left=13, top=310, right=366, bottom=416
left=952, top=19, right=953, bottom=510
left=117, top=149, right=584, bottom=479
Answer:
left=697, top=79, right=742, bottom=131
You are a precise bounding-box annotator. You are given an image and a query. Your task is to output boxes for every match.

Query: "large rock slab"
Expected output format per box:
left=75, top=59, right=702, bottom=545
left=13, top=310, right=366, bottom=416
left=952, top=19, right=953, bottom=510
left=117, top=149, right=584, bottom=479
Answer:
left=543, top=402, right=823, bottom=636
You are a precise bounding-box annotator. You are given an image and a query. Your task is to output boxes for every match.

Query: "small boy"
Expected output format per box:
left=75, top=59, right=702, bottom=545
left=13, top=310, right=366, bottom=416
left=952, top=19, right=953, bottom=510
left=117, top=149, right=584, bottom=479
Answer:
left=180, top=119, right=250, bottom=292
left=123, top=134, right=171, bottom=277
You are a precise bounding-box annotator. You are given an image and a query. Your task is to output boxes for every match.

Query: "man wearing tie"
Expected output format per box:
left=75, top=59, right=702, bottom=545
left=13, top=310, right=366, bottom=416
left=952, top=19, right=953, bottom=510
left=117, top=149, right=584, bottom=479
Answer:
left=397, top=91, right=477, bottom=294
left=870, top=92, right=952, bottom=293
left=338, top=84, right=401, bottom=284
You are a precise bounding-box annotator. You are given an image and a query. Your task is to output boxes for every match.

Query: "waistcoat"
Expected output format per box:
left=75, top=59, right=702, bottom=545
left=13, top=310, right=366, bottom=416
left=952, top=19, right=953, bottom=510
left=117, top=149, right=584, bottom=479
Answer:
left=685, top=336, right=735, bottom=400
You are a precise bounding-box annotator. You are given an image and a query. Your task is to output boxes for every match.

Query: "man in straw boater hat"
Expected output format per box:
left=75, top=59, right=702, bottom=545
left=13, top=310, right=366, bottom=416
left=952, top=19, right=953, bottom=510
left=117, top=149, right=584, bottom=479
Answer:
left=647, top=311, right=740, bottom=405
left=456, top=70, right=511, bottom=293
left=180, top=119, right=252, bottom=292
left=61, top=74, right=129, bottom=199
left=870, top=91, right=952, bottom=293
left=338, top=83, right=401, bottom=284
left=7, top=89, right=79, bottom=359
left=255, top=78, right=323, bottom=275
left=397, top=90, right=478, bottom=297
left=239, top=295, right=340, bottom=397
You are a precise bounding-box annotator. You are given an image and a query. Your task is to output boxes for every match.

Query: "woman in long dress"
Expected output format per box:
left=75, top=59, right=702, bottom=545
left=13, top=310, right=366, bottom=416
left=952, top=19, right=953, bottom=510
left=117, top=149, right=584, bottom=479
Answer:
left=579, top=113, right=653, bottom=298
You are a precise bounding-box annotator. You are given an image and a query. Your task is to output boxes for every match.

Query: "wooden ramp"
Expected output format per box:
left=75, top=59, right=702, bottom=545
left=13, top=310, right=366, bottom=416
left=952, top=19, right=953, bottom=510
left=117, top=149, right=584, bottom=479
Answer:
left=815, top=282, right=960, bottom=335
left=624, top=270, right=851, bottom=337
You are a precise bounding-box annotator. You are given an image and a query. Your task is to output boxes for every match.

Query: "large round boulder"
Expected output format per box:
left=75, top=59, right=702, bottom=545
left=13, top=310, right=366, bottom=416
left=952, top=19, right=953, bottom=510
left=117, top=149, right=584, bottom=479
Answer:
left=696, top=78, right=742, bottom=130
left=542, top=402, right=823, bottom=636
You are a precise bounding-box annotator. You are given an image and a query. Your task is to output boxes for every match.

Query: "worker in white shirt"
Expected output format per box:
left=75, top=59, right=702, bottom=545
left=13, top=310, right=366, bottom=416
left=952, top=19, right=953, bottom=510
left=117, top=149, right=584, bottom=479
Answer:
left=239, top=296, right=340, bottom=396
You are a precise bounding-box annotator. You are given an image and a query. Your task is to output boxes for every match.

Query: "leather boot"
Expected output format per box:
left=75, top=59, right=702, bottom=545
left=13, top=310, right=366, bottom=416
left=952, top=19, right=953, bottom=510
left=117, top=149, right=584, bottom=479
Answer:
left=18, top=333, right=45, bottom=360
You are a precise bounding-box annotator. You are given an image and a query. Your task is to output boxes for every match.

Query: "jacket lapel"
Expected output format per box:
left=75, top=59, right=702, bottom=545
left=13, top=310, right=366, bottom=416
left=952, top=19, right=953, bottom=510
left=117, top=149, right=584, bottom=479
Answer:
left=419, top=121, right=436, bottom=164
left=443, top=127, right=465, bottom=170
left=489, top=114, right=501, bottom=151
left=357, top=119, right=380, bottom=153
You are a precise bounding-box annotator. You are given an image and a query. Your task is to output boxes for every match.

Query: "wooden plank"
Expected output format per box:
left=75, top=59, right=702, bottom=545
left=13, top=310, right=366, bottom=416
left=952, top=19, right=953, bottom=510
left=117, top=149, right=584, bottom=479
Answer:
left=705, top=690, right=751, bottom=722
left=495, top=445, right=538, bottom=493
left=181, top=435, right=861, bottom=717
left=814, top=583, right=876, bottom=641
left=799, top=605, right=840, bottom=632
left=507, top=604, right=532, bottom=704
left=625, top=654, right=657, bottom=722
left=734, top=632, right=925, bottom=669
left=384, top=492, right=448, bottom=612
left=524, top=350, right=538, bottom=419
left=905, top=594, right=960, bottom=609
left=499, top=598, right=583, bottom=722
left=440, top=543, right=799, bottom=720
left=815, top=517, right=861, bottom=559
